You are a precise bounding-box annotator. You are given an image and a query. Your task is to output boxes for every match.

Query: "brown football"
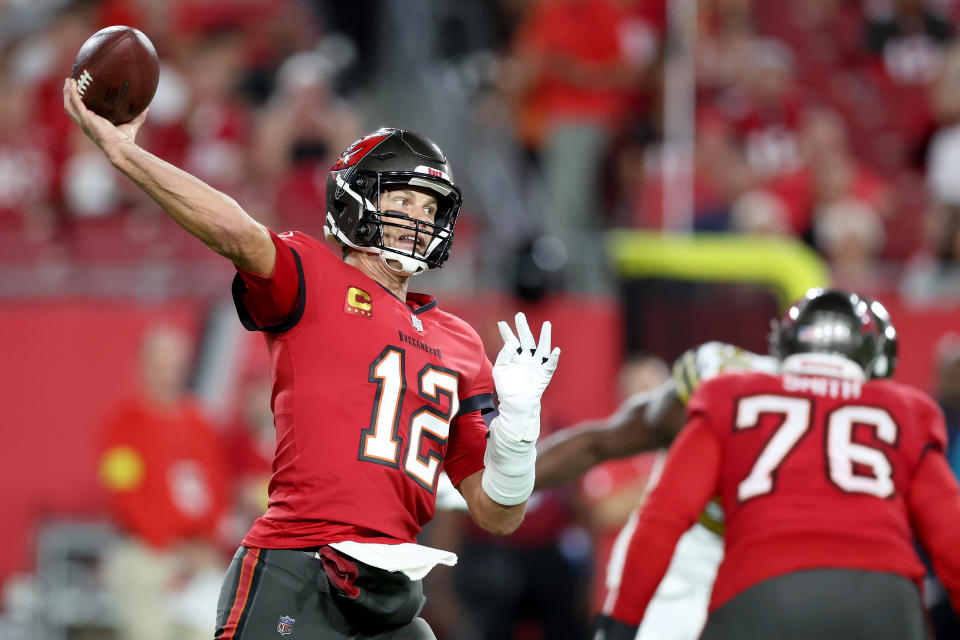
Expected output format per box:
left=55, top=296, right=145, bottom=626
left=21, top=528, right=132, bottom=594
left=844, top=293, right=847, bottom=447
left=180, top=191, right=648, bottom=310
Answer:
left=70, top=26, right=160, bottom=125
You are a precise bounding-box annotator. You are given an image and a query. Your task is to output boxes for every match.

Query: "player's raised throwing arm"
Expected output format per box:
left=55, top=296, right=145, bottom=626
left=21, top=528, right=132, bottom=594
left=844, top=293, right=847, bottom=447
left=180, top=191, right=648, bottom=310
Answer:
left=62, top=78, right=276, bottom=276
left=459, top=313, right=561, bottom=535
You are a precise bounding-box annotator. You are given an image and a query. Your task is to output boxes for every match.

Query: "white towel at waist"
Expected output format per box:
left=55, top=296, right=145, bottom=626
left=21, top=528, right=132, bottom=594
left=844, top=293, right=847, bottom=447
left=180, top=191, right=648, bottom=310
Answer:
left=326, top=541, right=457, bottom=581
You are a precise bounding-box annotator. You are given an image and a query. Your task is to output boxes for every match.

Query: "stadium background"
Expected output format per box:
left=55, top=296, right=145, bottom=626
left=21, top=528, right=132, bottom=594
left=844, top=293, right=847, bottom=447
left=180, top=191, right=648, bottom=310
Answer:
left=2, top=0, right=960, bottom=637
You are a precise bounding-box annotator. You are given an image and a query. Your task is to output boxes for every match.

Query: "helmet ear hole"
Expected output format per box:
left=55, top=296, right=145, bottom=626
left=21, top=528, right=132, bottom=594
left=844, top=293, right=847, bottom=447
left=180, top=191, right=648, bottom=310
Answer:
left=356, top=221, right=378, bottom=244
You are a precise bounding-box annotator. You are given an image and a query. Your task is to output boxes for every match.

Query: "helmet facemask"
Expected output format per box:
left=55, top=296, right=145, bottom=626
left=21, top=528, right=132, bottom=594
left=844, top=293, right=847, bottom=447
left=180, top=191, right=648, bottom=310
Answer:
left=366, top=172, right=460, bottom=275
left=326, top=169, right=461, bottom=276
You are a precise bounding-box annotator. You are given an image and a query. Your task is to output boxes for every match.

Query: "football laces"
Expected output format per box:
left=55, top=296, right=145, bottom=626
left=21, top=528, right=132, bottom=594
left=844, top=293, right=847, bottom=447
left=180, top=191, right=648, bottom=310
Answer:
left=77, top=69, right=93, bottom=97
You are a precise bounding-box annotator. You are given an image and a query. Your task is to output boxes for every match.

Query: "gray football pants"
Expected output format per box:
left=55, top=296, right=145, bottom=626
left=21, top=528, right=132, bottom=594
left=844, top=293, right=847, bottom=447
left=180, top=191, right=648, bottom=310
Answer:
left=214, top=546, right=435, bottom=639
left=700, top=569, right=931, bottom=640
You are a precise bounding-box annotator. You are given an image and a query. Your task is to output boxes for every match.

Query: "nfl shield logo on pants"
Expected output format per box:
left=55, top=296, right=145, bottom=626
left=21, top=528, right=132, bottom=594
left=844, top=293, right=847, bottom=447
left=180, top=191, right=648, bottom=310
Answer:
left=277, top=615, right=295, bottom=635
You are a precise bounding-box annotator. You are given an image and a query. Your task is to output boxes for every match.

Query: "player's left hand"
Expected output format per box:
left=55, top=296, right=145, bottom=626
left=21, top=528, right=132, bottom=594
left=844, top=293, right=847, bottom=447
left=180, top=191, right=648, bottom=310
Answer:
left=493, top=312, right=561, bottom=442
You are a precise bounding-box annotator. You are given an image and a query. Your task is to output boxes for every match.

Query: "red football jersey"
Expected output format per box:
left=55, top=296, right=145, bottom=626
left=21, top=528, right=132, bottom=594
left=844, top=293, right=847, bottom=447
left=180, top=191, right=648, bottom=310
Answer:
left=232, top=231, right=493, bottom=548
left=693, top=368, right=945, bottom=610
left=607, top=355, right=960, bottom=624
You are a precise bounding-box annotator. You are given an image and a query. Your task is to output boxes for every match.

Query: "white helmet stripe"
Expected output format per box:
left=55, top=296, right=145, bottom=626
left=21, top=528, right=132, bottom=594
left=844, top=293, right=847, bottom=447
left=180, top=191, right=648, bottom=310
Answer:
left=424, top=228, right=449, bottom=256
left=335, top=173, right=376, bottom=211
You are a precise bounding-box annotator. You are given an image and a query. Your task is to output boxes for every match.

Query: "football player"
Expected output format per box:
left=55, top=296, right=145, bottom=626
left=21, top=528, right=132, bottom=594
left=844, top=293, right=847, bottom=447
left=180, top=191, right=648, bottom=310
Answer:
left=597, top=289, right=960, bottom=639
left=535, top=297, right=897, bottom=640
left=64, top=81, right=561, bottom=639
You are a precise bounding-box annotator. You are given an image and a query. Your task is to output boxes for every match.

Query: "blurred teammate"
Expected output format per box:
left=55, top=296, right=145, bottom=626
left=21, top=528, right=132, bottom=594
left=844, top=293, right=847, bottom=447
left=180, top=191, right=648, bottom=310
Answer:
left=536, top=295, right=896, bottom=640
left=64, top=79, right=561, bottom=639
left=597, top=289, right=960, bottom=639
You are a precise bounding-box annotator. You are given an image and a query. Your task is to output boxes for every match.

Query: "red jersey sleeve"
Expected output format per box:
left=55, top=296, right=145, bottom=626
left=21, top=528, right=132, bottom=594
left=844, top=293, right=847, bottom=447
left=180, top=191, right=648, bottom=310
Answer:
left=607, top=416, right=722, bottom=626
left=908, top=448, right=960, bottom=615
left=232, top=230, right=304, bottom=332
left=444, top=340, right=494, bottom=487
left=686, top=375, right=730, bottom=424
left=460, top=351, right=495, bottom=415
left=444, top=410, right=489, bottom=488
left=916, top=390, right=948, bottom=452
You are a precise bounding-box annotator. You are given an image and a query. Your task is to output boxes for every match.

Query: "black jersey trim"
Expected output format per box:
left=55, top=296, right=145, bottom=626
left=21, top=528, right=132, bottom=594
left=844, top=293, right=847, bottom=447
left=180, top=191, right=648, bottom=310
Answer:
left=375, top=283, right=439, bottom=315
left=231, top=248, right=306, bottom=333
left=918, top=442, right=944, bottom=465
left=411, top=296, right=438, bottom=315
left=458, top=393, right=495, bottom=416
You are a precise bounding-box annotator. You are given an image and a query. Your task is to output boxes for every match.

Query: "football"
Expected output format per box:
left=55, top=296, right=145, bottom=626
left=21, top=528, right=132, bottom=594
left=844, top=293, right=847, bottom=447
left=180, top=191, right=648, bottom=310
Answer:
left=70, top=26, right=160, bottom=125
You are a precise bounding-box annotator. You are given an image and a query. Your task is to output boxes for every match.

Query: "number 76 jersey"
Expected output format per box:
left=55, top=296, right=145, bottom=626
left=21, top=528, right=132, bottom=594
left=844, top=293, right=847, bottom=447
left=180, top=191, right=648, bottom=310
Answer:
left=234, top=232, right=494, bottom=550
left=691, top=367, right=948, bottom=610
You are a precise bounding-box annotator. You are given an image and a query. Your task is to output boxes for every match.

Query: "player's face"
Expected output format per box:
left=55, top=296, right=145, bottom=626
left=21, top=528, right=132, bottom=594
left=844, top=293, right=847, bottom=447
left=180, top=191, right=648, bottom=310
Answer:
left=379, top=186, right=438, bottom=256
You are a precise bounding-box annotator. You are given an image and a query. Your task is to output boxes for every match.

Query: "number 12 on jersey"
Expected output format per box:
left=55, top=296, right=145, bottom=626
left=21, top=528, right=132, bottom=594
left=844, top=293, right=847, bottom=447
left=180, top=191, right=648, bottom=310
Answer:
left=359, top=347, right=460, bottom=491
left=736, top=394, right=898, bottom=502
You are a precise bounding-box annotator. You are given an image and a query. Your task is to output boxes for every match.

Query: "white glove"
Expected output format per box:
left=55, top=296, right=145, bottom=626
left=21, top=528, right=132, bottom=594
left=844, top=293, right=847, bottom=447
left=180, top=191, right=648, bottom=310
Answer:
left=482, top=312, right=561, bottom=506
left=492, top=312, right=561, bottom=442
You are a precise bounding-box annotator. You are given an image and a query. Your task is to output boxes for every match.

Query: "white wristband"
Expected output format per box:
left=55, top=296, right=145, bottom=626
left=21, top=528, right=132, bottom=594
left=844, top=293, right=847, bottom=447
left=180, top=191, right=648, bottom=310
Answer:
left=481, top=417, right=536, bottom=506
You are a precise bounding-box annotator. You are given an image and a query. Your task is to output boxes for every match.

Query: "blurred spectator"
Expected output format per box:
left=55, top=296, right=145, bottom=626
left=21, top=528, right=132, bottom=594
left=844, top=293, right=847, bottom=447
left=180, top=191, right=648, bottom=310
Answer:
left=687, top=117, right=756, bottom=229
left=696, top=0, right=760, bottom=98
left=900, top=202, right=960, bottom=306
left=813, top=197, right=887, bottom=294
left=864, top=0, right=953, bottom=87
left=691, top=20, right=810, bottom=228
left=858, top=0, right=952, bottom=163
left=728, top=189, right=791, bottom=236
left=731, top=39, right=803, bottom=177
left=926, top=42, right=960, bottom=207
left=0, top=71, right=58, bottom=245
left=768, top=107, right=890, bottom=239
left=251, top=50, right=359, bottom=181
left=177, top=28, right=252, bottom=192
left=504, top=0, right=662, bottom=290
left=251, top=48, right=361, bottom=234
left=97, top=324, right=228, bottom=640
left=606, top=123, right=656, bottom=227
left=62, top=126, right=123, bottom=220
left=700, top=38, right=805, bottom=180
left=0, top=0, right=98, bottom=259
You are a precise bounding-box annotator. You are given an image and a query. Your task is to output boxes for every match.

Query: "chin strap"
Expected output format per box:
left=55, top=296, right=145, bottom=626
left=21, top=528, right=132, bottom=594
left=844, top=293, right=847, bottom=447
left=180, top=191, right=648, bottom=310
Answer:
left=379, top=251, right=428, bottom=276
